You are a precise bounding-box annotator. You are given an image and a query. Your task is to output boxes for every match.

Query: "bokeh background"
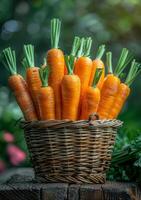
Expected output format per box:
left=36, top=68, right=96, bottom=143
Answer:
left=0, top=0, right=141, bottom=181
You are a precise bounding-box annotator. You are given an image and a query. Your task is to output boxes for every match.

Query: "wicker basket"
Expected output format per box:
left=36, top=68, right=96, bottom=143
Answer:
left=21, top=117, right=122, bottom=184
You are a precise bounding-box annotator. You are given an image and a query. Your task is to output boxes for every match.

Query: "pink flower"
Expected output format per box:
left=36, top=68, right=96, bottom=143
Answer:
left=0, top=159, right=6, bottom=173
left=3, top=132, right=14, bottom=142
left=7, top=144, right=26, bottom=166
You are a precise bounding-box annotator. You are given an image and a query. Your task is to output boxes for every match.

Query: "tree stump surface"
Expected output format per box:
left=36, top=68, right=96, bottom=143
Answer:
left=0, top=168, right=140, bottom=200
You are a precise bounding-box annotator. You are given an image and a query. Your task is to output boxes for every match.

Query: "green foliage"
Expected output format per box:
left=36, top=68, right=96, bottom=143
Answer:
left=108, top=127, right=141, bottom=183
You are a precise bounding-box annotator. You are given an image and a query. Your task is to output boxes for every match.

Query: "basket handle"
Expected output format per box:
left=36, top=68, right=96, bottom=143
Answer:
left=89, top=113, right=99, bottom=125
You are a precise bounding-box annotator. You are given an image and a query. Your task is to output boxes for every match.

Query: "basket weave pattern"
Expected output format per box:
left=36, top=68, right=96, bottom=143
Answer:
left=21, top=119, right=122, bottom=184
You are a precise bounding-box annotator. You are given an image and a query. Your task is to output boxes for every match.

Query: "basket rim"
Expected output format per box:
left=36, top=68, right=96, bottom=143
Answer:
left=20, top=119, right=123, bottom=129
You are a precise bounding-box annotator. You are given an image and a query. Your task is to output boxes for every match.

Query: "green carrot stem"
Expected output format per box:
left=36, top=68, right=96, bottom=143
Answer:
left=39, top=67, right=50, bottom=87
left=96, top=45, right=105, bottom=59
left=112, top=156, right=135, bottom=164
left=22, top=58, right=28, bottom=70
left=125, top=59, right=136, bottom=85
left=71, top=36, right=80, bottom=57
left=112, top=150, right=139, bottom=164
left=114, top=48, right=128, bottom=76
left=83, top=37, right=92, bottom=57
left=65, top=55, right=75, bottom=75
left=125, top=60, right=141, bottom=86
left=92, top=68, right=103, bottom=88
left=114, top=48, right=133, bottom=77
left=40, top=57, right=47, bottom=68
left=23, top=44, right=35, bottom=67
left=1, top=47, right=17, bottom=75
left=77, top=38, right=85, bottom=58
left=43, top=58, right=47, bottom=66
left=106, top=52, right=113, bottom=74
left=129, top=68, right=141, bottom=86
left=51, top=18, right=61, bottom=49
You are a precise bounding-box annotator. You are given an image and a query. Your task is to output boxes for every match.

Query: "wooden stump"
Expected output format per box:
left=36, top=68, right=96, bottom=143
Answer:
left=0, top=168, right=140, bottom=200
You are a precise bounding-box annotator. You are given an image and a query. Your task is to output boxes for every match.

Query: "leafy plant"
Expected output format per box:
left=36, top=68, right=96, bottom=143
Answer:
left=108, top=128, right=141, bottom=184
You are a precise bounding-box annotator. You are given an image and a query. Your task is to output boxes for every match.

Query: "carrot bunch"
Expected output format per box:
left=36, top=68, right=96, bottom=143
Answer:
left=108, top=60, right=141, bottom=119
left=97, top=48, right=132, bottom=119
left=1, top=18, right=141, bottom=122
left=1, top=47, right=37, bottom=121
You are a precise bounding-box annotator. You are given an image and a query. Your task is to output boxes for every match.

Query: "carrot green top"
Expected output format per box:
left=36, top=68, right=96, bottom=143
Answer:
left=106, top=48, right=133, bottom=77
left=77, top=37, right=92, bottom=58
left=1, top=47, right=17, bottom=75
left=71, top=36, right=80, bottom=57
left=106, top=52, right=113, bottom=74
left=39, top=67, right=50, bottom=87
left=92, top=68, right=103, bottom=88
left=23, top=44, right=35, bottom=68
left=64, top=36, right=82, bottom=75
left=95, top=45, right=105, bottom=59
left=65, top=55, right=75, bottom=75
left=114, top=48, right=133, bottom=77
left=83, top=37, right=92, bottom=57
left=51, top=18, right=61, bottom=49
left=41, top=57, right=47, bottom=68
left=77, top=37, right=85, bottom=58
left=125, top=60, right=141, bottom=87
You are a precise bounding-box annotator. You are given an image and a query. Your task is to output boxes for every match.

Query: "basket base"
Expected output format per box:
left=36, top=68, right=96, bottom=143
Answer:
left=35, top=173, right=106, bottom=184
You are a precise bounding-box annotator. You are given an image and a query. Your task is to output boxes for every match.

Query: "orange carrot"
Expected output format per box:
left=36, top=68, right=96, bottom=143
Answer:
left=108, top=60, right=141, bottom=119
left=80, top=69, right=102, bottom=120
left=38, top=67, right=55, bottom=120
left=89, top=45, right=105, bottom=86
left=22, top=44, right=42, bottom=119
left=74, top=37, right=93, bottom=117
left=97, top=48, right=132, bottom=119
left=2, top=47, right=37, bottom=121
left=64, top=64, right=68, bottom=75
left=89, top=45, right=105, bottom=90
left=61, top=55, right=80, bottom=120
left=74, top=37, right=92, bottom=97
left=47, top=18, right=65, bottom=119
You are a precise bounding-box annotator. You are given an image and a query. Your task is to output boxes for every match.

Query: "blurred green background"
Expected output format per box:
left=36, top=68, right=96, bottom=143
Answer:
left=0, top=0, right=141, bottom=181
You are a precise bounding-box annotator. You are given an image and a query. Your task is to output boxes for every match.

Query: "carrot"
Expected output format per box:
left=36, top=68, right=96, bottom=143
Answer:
left=74, top=37, right=93, bottom=117
left=1, top=47, right=37, bottom=121
left=38, top=67, right=55, bottom=120
left=22, top=44, right=42, bottom=119
left=89, top=45, right=105, bottom=90
left=61, top=55, right=81, bottom=120
left=108, top=60, right=141, bottom=119
left=47, top=18, right=65, bottom=119
left=64, top=64, right=68, bottom=75
left=97, top=48, right=132, bottom=119
left=80, top=68, right=102, bottom=120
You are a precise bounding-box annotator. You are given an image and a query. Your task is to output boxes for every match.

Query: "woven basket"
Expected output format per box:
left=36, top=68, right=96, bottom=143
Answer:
left=21, top=117, right=122, bottom=184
